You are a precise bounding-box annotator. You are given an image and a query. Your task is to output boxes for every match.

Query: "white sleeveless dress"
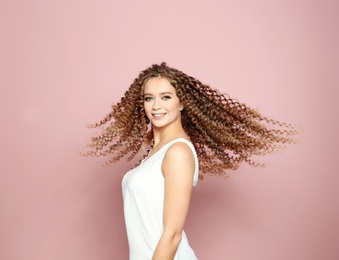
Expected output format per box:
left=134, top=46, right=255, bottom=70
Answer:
left=122, top=138, right=199, bottom=260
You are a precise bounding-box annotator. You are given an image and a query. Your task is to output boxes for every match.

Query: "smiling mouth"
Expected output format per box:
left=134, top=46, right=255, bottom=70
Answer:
left=152, top=113, right=166, bottom=119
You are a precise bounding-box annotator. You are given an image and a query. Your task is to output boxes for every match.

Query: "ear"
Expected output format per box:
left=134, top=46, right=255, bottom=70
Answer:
left=179, top=104, right=184, bottom=111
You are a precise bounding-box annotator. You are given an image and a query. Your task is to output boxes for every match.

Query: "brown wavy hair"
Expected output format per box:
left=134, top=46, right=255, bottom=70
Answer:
left=83, top=62, right=299, bottom=179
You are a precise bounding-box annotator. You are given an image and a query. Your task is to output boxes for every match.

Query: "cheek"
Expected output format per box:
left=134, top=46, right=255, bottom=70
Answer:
left=143, top=102, right=151, bottom=113
left=143, top=105, right=151, bottom=120
left=171, top=101, right=181, bottom=110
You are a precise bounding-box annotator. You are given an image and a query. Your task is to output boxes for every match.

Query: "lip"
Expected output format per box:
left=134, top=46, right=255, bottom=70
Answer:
left=152, top=113, right=166, bottom=120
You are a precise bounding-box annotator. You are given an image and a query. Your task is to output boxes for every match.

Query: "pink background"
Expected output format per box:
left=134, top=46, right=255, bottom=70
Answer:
left=1, top=0, right=338, bottom=259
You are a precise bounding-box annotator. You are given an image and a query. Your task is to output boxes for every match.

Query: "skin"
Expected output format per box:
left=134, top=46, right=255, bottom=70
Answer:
left=143, top=77, right=195, bottom=260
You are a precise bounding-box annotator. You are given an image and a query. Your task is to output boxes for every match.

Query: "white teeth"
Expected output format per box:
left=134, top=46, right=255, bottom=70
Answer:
left=153, top=114, right=164, bottom=116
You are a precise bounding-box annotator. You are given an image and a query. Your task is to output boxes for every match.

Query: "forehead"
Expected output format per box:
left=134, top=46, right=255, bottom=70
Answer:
left=143, top=77, right=176, bottom=94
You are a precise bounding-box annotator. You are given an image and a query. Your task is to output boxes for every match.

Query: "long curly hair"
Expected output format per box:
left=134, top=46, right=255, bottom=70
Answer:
left=83, top=62, right=299, bottom=179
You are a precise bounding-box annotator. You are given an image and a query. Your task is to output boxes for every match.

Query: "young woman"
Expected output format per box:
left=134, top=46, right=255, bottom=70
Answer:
left=84, top=62, right=298, bottom=259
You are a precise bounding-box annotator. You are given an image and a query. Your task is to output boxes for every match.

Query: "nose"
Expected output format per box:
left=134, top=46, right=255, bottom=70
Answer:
left=152, top=98, right=161, bottom=110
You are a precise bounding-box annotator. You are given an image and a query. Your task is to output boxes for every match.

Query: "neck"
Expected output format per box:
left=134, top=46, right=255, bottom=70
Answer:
left=152, top=125, right=188, bottom=147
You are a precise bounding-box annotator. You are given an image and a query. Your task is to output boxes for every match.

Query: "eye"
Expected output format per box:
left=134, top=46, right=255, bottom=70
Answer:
left=144, top=96, right=153, bottom=101
left=162, top=95, right=171, bottom=100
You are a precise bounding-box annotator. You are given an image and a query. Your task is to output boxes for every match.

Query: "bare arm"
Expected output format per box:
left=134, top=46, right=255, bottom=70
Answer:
left=152, top=142, right=195, bottom=260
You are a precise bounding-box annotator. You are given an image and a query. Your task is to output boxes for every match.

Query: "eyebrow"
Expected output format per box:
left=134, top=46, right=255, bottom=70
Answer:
left=143, top=91, right=174, bottom=96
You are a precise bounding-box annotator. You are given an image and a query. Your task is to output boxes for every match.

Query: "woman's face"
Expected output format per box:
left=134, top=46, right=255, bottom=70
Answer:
left=143, top=77, right=183, bottom=129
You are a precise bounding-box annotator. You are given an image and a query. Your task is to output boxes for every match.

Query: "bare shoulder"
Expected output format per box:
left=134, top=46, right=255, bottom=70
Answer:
left=162, top=142, right=195, bottom=177
left=165, top=141, right=194, bottom=162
